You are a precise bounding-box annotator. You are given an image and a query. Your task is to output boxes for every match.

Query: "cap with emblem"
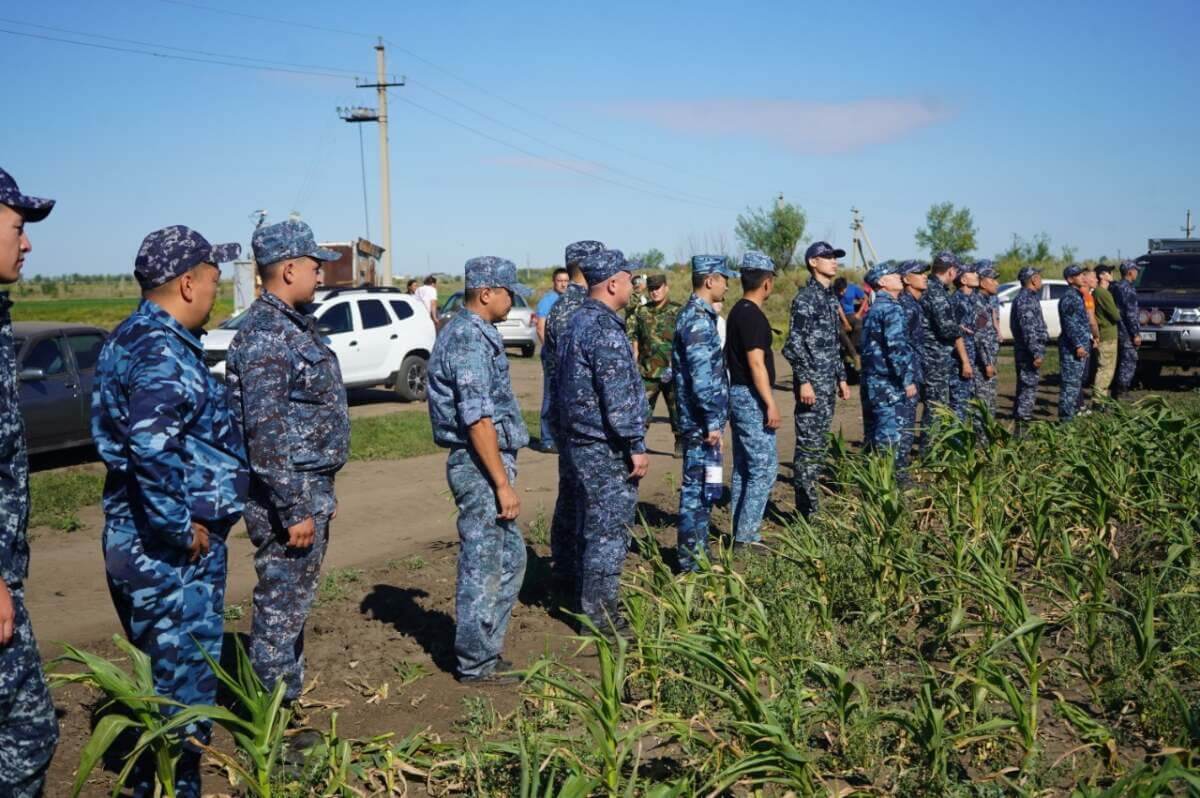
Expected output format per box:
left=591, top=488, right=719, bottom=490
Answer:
left=865, top=260, right=902, bottom=288
left=932, top=251, right=960, bottom=269
left=740, top=250, right=775, bottom=273
left=0, top=167, right=55, bottom=222
left=252, top=219, right=339, bottom=266
left=134, top=225, right=241, bottom=290
left=1063, top=263, right=1085, bottom=279
left=1119, top=260, right=1139, bottom=275
left=565, top=240, right=605, bottom=268
left=464, top=256, right=531, bottom=297
left=691, top=254, right=738, bottom=279
left=974, top=259, right=998, bottom=279
left=900, top=259, right=929, bottom=275
left=1017, top=266, right=1042, bottom=284
left=804, top=241, right=846, bottom=264
left=581, top=248, right=630, bottom=286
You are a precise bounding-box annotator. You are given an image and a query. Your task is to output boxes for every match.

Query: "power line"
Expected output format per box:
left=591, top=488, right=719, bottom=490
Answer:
left=389, top=91, right=736, bottom=213
left=150, top=0, right=375, bottom=40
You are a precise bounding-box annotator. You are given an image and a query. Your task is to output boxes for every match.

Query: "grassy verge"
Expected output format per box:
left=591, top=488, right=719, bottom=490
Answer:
left=28, top=467, right=104, bottom=531
left=348, top=409, right=542, bottom=461
left=11, top=297, right=235, bottom=328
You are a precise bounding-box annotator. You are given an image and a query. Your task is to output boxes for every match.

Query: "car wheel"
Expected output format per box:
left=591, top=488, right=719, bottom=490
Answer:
left=521, top=343, right=535, bottom=358
left=393, top=355, right=428, bottom=402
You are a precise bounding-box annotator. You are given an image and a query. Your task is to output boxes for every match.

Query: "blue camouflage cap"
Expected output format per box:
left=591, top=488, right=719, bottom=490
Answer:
left=581, top=248, right=630, bottom=286
left=134, top=225, right=241, bottom=290
left=691, top=254, right=738, bottom=279
left=932, top=251, right=960, bottom=269
left=464, top=255, right=531, bottom=297
left=1017, top=266, right=1042, bottom=284
left=805, top=241, right=846, bottom=264
left=0, top=167, right=55, bottom=222
left=565, top=240, right=605, bottom=268
left=1119, top=259, right=1139, bottom=275
left=957, top=260, right=978, bottom=274
left=252, top=219, right=339, bottom=266
left=865, top=260, right=902, bottom=288
left=973, top=259, right=997, bottom=278
left=900, top=259, right=929, bottom=275
left=740, top=250, right=775, bottom=273
left=1063, top=263, right=1085, bottom=279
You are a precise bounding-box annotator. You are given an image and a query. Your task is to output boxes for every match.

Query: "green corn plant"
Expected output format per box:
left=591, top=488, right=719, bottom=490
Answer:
left=1069, top=755, right=1200, bottom=796
left=1053, top=697, right=1117, bottom=770
left=50, top=635, right=222, bottom=797
left=806, top=660, right=867, bottom=752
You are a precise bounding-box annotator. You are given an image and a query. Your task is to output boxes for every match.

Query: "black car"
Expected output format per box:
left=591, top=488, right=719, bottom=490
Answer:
left=1132, top=239, right=1200, bottom=383
left=13, top=322, right=107, bottom=454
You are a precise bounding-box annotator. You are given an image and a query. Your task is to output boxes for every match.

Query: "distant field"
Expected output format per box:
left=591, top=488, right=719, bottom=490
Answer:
left=10, top=297, right=235, bottom=329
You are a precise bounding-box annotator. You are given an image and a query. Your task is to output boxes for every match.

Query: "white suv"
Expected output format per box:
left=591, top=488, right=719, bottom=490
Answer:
left=204, top=287, right=436, bottom=401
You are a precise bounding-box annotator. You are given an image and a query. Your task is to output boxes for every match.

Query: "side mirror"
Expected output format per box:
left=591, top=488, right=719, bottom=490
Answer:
left=19, top=367, right=46, bottom=382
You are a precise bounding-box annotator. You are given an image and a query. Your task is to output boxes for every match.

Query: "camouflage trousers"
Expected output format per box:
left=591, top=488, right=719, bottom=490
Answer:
left=549, top=437, right=579, bottom=582
left=568, top=441, right=637, bottom=630
left=919, top=350, right=954, bottom=450
left=792, top=381, right=836, bottom=518
left=679, top=440, right=715, bottom=570
left=862, top=384, right=915, bottom=474
left=644, top=378, right=680, bottom=433
left=729, top=385, right=777, bottom=544
left=104, top=518, right=230, bottom=798
left=973, top=368, right=998, bottom=417
left=447, top=449, right=526, bottom=679
left=0, top=586, right=58, bottom=798
left=1113, top=330, right=1138, bottom=396
left=1013, top=349, right=1041, bottom=422
left=245, top=473, right=336, bottom=702
left=539, top=369, right=557, bottom=449
left=949, top=343, right=977, bottom=421
left=1093, top=339, right=1118, bottom=397
left=899, top=394, right=920, bottom=471
left=1059, top=348, right=1090, bottom=420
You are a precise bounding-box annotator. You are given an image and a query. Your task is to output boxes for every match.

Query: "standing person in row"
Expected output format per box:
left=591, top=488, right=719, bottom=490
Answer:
left=93, top=226, right=249, bottom=797
left=1078, top=268, right=1100, bottom=413
left=557, top=249, right=648, bottom=638
left=859, top=262, right=918, bottom=471
left=918, top=252, right=972, bottom=447
left=725, top=251, right=779, bottom=552
left=533, top=267, right=569, bottom=454
left=974, top=262, right=1001, bottom=417
left=1058, top=264, right=1093, bottom=421
left=627, top=273, right=683, bottom=457
left=1110, top=260, right=1141, bottom=399
left=948, top=262, right=980, bottom=420
left=544, top=240, right=604, bottom=595
left=225, top=221, right=349, bottom=710
left=897, top=260, right=929, bottom=466
left=427, top=257, right=531, bottom=683
left=0, top=168, right=59, bottom=798
left=1091, top=265, right=1122, bottom=399
left=673, top=255, right=735, bottom=570
left=784, top=242, right=851, bottom=518
left=1011, top=267, right=1048, bottom=433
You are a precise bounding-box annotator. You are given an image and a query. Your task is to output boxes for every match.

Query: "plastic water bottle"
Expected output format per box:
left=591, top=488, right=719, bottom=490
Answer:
left=703, top=441, right=723, bottom=504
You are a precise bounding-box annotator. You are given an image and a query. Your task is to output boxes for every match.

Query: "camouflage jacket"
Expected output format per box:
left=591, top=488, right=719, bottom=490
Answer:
left=93, top=300, right=249, bottom=548
left=1111, top=280, right=1140, bottom=338
left=1011, top=288, right=1048, bottom=358
left=556, top=298, right=647, bottom=453
left=861, top=293, right=918, bottom=404
left=226, top=292, right=350, bottom=528
left=951, top=290, right=983, bottom=366
left=628, top=299, right=681, bottom=381
left=976, top=293, right=1000, bottom=367
left=0, top=293, right=30, bottom=586
left=782, top=277, right=846, bottom=388
left=542, top=282, right=587, bottom=431
left=919, top=277, right=962, bottom=362
left=427, top=308, right=530, bottom=453
left=1058, top=288, right=1092, bottom=354
left=898, top=290, right=925, bottom=387
left=672, top=294, right=729, bottom=437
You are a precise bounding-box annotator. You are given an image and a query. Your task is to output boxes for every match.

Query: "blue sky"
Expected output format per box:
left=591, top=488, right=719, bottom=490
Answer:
left=2, top=0, right=1197, bottom=277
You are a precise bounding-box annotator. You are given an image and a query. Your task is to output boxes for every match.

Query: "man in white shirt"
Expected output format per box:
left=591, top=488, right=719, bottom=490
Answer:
left=415, top=275, right=439, bottom=325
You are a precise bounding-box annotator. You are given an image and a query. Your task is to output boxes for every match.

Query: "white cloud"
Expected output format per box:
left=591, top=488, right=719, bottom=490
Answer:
left=601, top=98, right=954, bottom=154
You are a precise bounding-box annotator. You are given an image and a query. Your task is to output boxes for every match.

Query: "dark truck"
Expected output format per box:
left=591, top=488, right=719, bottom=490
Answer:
left=1132, top=238, right=1200, bottom=383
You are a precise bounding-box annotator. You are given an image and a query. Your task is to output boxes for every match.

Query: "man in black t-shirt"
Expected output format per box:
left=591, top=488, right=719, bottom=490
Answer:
left=725, top=251, right=780, bottom=551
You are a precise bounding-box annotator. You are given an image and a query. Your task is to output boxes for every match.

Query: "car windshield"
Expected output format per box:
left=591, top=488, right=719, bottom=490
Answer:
left=1137, top=260, right=1200, bottom=292
left=996, top=282, right=1020, bottom=302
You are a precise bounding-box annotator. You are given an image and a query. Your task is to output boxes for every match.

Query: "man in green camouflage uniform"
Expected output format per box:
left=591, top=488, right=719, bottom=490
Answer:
left=627, top=273, right=683, bottom=457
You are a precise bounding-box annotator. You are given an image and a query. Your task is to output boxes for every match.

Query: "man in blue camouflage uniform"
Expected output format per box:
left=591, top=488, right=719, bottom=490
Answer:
left=1110, top=260, right=1141, bottom=399
left=225, top=221, right=348, bottom=705
left=919, top=252, right=973, bottom=446
left=725, top=251, right=780, bottom=550
left=1057, top=264, right=1093, bottom=421
left=783, top=242, right=852, bottom=517
left=556, top=249, right=648, bottom=637
left=427, top=256, right=531, bottom=683
left=949, top=262, right=981, bottom=420
left=93, top=226, right=249, bottom=797
left=897, top=260, right=928, bottom=466
left=543, top=240, right=604, bottom=593
left=974, top=261, right=1002, bottom=417
left=672, top=254, right=736, bottom=570
left=0, top=168, right=58, bottom=798
left=1011, top=266, right=1048, bottom=432
left=859, top=262, right=918, bottom=471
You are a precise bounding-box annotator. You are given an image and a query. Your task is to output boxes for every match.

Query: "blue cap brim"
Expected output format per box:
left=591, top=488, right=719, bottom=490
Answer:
left=6, top=193, right=55, bottom=223
left=312, top=246, right=341, bottom=262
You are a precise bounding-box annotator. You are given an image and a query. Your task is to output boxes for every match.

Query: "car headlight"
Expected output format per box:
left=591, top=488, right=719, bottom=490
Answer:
left=1138, top=309, right=1150, bottom=325
left=1170, top=307, right=1200, bottom=325
left=1149, top=309, right=1167, bottom=326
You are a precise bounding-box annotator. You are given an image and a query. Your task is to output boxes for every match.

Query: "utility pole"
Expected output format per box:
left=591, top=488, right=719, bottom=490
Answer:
left=340, top=39, right=404, bottom=286
left=849, top=207, right=878, bottom=271
left=1184, top=209, right=1194, bottom=239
